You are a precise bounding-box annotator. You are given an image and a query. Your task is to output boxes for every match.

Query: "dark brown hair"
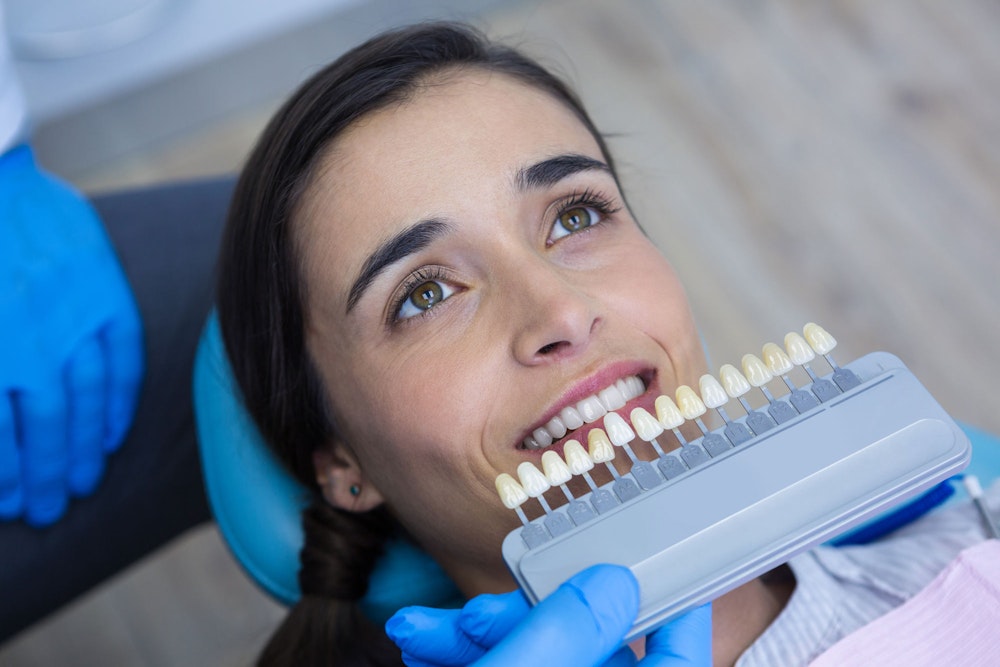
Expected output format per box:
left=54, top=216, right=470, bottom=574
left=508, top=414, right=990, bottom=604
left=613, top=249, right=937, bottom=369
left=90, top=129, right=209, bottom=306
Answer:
left=216, top=21, right=620, bottom=666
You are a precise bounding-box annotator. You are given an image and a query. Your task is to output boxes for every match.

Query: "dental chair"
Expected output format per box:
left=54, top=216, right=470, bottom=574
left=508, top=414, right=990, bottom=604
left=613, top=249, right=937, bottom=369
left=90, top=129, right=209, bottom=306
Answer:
left=193, top=312, right=1000, bottom=613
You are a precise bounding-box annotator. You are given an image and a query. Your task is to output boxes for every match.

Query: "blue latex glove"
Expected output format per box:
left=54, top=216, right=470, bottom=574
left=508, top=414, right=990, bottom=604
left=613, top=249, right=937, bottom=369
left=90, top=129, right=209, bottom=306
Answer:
left=385, top=564, right=712, bottom=667
left=0, top=144, right=144, bottom=526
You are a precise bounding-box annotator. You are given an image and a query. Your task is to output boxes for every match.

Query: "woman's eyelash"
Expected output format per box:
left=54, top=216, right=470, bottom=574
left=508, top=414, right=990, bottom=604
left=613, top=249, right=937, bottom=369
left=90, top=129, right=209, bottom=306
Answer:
left=555, top=188, right=621, bottom=219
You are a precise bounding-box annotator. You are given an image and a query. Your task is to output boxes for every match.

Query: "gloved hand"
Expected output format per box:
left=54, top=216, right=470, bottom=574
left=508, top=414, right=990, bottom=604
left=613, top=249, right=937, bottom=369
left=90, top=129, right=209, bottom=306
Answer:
left=0, top=144, right=144, bottom=527
left=385, top=564, right=712, bottom=667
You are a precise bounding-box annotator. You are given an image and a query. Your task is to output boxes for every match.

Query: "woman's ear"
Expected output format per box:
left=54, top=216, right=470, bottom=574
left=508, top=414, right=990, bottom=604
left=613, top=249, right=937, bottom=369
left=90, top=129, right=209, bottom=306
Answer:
left=313, top=444, right=383, bottom=512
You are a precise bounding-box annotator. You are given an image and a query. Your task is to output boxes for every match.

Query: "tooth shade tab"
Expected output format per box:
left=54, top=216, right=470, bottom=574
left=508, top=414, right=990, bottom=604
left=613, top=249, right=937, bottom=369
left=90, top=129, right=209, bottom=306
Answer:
left=785, top=332, right=816, bottom=365
left=563, top=439, right=595, bottom=474
left=604, top=412, right=636, bottom=446
left=741, top=354, right=774, bottom=387
left=588, top=429, right=616, bottom=463
left=630, top=407, right=664, bottom=441
left=655, top=395, right=685, bottom=429
left=762, top=342, right=794, bottom=375
left=804, top=322, right=837, bottom=355
left=541, top=450, right=572, bottom=486
left=496, top=473, right=528, bottom=509
left=698, top=374, right=728, bottom=409
left=719, top=364, right=751, bottom=397
left=675, top=385, right=707, bottom=420
left=517, top=462, right=551, bottom=497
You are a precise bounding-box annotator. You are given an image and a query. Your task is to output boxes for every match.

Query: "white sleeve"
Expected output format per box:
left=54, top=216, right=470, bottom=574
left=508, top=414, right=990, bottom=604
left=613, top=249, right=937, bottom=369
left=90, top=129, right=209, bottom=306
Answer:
left=0, top=6, right=29, bottom=152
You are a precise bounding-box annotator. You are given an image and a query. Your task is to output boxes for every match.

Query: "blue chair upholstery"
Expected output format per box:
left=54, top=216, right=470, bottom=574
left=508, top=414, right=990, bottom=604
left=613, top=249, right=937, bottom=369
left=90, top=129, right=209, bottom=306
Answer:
left=192, top=312, right=460, bottom=620
left=193, top=311, right=1000, bottom=614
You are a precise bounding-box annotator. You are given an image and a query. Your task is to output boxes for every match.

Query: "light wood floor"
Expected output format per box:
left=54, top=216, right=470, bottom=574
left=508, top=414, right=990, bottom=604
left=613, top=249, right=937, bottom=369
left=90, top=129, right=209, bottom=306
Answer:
left=3, top=0, right=998, bottom=664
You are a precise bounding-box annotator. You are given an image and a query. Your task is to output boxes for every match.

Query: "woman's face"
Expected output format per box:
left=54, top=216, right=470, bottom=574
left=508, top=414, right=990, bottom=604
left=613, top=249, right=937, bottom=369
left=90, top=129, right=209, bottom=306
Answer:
left=297, top=69, right=705, bottom=593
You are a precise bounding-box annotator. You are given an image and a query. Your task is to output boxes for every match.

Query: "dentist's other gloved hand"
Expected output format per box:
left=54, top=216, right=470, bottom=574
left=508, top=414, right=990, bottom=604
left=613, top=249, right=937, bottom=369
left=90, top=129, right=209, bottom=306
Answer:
left=385, top=564, right=712, bottom=667
left=0, top=144, right=143, bottom=527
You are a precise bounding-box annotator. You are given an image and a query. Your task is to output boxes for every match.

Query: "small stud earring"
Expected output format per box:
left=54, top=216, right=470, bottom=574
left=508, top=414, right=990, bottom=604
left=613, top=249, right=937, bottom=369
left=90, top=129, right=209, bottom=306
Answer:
left=349, top=484, right=361, bottom=497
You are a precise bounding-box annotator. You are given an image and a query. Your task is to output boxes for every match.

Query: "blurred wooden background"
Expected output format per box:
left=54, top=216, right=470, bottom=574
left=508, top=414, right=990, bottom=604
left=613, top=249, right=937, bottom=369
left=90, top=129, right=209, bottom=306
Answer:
left=3, top=0, right=997, bottom=664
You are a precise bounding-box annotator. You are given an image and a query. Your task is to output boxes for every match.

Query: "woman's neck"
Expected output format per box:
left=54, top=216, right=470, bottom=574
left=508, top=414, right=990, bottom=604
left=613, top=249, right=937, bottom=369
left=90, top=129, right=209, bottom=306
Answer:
left=712, top=566, right=795, bottom=666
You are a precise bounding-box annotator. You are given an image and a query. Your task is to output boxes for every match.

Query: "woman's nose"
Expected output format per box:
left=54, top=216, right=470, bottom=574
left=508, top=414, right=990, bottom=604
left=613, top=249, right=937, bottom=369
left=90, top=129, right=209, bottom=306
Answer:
left=507, top=262, right=600, bottom=366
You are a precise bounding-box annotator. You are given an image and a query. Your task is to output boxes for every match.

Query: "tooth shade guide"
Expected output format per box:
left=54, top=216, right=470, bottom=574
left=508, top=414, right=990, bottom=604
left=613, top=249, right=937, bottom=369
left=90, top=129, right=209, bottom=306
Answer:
left=501, top=324, right=866, bottom=537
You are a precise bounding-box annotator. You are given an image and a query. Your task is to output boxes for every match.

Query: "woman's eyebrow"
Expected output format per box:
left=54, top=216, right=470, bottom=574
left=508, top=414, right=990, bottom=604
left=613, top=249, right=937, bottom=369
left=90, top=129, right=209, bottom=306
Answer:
left=516, top=153, right=610, bottom=191
left=346, top=218, right=452, bottom=313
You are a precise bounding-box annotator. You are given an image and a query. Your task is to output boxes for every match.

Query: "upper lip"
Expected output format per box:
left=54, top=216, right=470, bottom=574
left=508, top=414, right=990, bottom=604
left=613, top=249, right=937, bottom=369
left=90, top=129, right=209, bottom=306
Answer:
left=515, top=360, right=657, bottom=450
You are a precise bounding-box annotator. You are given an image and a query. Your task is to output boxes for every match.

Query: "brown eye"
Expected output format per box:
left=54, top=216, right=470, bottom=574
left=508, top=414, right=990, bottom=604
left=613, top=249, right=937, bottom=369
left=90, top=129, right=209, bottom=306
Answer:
left=396, top=277, right=457, bottom=321
left=550, top=205, right=603, bottom=242
left=559, top=206, right=594, bottom=233
left=410, top=281, right=443, bottom=311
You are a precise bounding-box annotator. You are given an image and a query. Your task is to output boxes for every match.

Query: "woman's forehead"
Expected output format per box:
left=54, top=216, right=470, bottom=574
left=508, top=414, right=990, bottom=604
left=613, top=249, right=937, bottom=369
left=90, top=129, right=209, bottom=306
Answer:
left=296, top=71, right=605, bottom=289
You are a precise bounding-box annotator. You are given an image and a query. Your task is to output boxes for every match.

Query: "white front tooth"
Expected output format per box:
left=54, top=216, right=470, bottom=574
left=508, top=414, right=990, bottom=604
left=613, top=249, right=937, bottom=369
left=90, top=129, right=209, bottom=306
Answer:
left=532, top=427, right=554, bottom=448
left=629, top=376, right=645, bottom=397
left=541, top=450, right=572, bottom=486
left=545, top=415, right=567, bottom=440
left=598, top=385, right=626, bottom=411
left=603, top=412, right=635, bottom=446
left=698, top=374, right=728, bottom=409
left=630, top=407, right=664, bottom=441
left=517, top=462, right=551, bottom=497
left=785, top=332, right=816, bottom=365
left=563, top=439, right=594, bottom=474
left=803, top=323, right=837, bottom=355
left=496, top=473, right=528, bottom=509
left=577, top=395, right=607, bottom=423
left=560, top=406, right=584, bottom=430
left=623, top=376, right=642, bottom=400
left=615, top=378, right=632, bottom=401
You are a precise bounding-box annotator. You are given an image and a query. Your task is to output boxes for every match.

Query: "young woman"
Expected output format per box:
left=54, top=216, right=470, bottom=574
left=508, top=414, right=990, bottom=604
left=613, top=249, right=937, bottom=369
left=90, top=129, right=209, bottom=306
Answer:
left=216, top=21, right=995, bottom=666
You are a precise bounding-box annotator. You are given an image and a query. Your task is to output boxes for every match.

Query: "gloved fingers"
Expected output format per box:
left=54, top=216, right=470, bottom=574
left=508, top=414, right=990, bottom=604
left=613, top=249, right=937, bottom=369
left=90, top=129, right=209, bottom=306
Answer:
left=0, top=394, right=24, bottom=520
left=473, top=564, right=640, bottom=667
left=641, top=603, right=713, bottom=666
left=457, top=589, right=531, bottom=647
left=65, top=336, right=108, bottom=496
left=387, top=606, right=487, bottom=666
left=17, top=386, right=69, bottom=526
left=101, top=310, right=144, bottom=453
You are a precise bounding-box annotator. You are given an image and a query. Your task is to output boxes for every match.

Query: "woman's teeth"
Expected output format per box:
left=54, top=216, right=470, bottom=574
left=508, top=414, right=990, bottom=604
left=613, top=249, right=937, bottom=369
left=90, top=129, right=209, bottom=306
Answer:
left=523, top=375, right=645, bottom=450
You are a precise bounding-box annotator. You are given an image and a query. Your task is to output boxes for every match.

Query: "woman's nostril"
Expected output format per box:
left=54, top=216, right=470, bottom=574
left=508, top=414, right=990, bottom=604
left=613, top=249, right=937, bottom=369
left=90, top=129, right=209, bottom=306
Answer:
left=537, top=341, right=564, bottom=356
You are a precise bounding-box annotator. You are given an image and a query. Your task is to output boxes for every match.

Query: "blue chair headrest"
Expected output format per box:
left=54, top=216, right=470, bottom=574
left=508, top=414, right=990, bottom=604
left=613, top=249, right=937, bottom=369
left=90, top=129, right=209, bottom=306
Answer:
left=192, top=311, right=460, bottom=621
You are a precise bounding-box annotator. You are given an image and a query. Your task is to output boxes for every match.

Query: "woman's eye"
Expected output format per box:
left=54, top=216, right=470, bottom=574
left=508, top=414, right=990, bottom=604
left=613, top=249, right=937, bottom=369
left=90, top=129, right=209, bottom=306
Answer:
left=549, top=205, right=602, bottom=242
left=397, top=279, right=456, bottom=320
